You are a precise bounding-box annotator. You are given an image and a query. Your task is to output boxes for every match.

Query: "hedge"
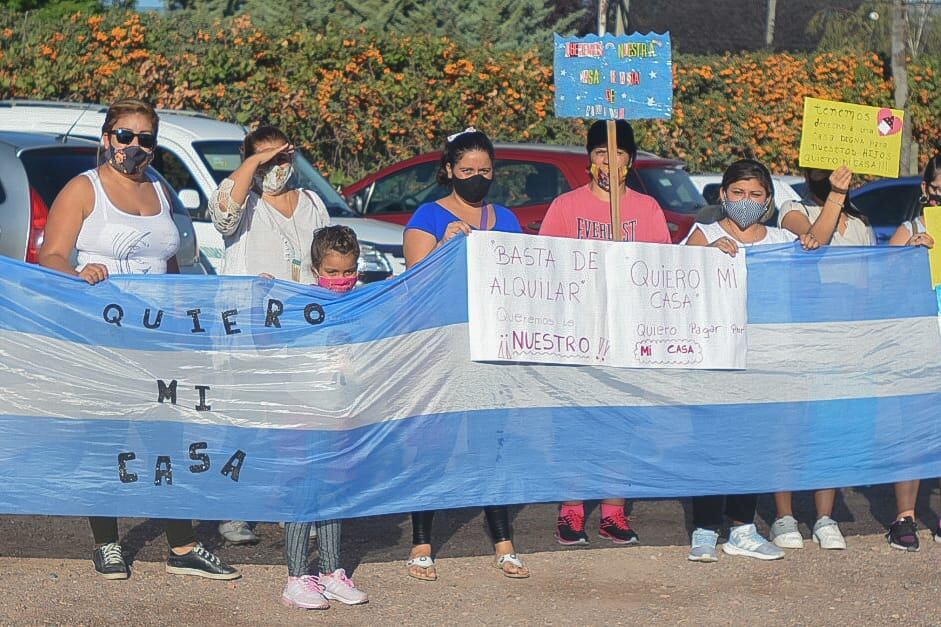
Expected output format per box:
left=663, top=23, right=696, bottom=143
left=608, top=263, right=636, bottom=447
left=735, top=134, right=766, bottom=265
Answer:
left=1, top=10, right=939, bottom=183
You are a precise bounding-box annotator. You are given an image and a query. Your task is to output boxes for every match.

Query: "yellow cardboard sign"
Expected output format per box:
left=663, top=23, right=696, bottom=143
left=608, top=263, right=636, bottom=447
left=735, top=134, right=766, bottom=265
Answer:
left=798, top=97, right=904, bottom=178
left=923, top=206, right=941, bottom=287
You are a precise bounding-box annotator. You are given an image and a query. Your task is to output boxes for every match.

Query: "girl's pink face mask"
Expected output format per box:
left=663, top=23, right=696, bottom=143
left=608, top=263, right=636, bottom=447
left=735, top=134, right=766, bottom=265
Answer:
left=318, top=274, right=358, bottom=293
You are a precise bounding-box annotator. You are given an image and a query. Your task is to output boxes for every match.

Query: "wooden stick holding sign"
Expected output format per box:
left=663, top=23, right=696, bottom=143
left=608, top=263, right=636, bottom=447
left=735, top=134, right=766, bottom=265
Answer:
left=606, top=119, right=623, bottom=241
left=553, top=32, right=673, bottom=241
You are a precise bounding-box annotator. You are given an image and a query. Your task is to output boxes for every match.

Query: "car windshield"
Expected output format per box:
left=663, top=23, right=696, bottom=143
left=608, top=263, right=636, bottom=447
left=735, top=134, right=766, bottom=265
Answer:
left=193, top=140, right=355, bottom=217
left=634, top=167, right=705, bottom=215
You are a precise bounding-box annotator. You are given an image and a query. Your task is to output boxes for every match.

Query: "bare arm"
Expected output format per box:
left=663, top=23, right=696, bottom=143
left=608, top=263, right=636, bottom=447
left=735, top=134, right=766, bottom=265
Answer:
left=404, top=229, right=438, bottom=269
left=38, top=176, right=95, bottom=277
left=889, top=222, right=934, bottom=248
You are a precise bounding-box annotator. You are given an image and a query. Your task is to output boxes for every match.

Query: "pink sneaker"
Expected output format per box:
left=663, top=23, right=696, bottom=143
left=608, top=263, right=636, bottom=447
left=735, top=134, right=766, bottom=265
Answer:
left=281, top=575, right=329, bottom=610
left=317, top=569, right=368, bottom=605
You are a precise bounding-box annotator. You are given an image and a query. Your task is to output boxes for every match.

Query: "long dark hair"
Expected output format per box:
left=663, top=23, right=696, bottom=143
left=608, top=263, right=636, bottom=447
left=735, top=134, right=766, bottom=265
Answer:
left=436, top=129, right=495, bottom=186
left=916, top=154, right=941, bottom=216
left=720, top=159, right=775, bottom=224
left=802, top=167, right=869, bottom=225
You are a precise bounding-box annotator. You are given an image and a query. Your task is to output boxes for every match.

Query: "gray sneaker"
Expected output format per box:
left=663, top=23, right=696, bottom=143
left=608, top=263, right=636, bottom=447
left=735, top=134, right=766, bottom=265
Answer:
left=812, top=516, right=846, bottom=550
left=723, top=523, right=785, bottom=560
left=688, top=527, right=719, bottom=562
left=770, top=515, right=804, bottom=549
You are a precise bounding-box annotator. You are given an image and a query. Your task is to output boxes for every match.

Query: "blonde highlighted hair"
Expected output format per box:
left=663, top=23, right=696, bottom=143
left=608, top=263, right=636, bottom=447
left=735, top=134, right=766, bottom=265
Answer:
left=101, top=98, right=159, bottom=136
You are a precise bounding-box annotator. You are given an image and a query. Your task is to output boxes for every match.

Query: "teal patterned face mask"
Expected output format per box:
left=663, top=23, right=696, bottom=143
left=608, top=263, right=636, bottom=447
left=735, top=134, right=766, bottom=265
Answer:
left=722, top=198, right=769, bottom=229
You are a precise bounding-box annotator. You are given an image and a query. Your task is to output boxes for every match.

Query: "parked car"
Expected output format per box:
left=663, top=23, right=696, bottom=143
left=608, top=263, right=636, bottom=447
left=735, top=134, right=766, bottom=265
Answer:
left=0, top=100, right=403, bottom=278
left=848, top=176, right=922, bottom=245
left=0, top=131, right=203, bottom=272
left=342, top=143, right=706, bottom=243
left=689, top=173, right=804, bottom=209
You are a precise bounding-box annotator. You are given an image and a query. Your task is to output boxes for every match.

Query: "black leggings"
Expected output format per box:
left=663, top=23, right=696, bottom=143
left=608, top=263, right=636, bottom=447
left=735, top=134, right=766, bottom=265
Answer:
left=691, top=494, right=758, bottom=531
left=412, top=506, right=512, bottom=545
left=89, top=517, right=196, bottom=549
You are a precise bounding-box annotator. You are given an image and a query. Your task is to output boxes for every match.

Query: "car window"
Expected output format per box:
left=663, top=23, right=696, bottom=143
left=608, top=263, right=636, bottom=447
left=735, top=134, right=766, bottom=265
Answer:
left=488, top=160, right=570, bottom=208
left=151, top=147, right=207, bottom=218
left=18, top=147, right=99, bottom=207
left=851, top=184, right=921, bottom=227
left=634, top=167, right=705, bottom=215
left=193, top=140, right=355, bottom=217
left=367, top=162, right=445, bottom=214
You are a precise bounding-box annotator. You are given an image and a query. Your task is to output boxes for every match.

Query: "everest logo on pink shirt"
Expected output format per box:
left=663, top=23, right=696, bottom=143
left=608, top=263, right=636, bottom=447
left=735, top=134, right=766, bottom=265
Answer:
left=575, top=218, right=638, bottom=241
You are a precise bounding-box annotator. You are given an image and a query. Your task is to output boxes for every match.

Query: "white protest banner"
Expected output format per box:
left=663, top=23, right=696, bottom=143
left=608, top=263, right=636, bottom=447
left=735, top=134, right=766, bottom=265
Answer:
left=467, top=232, right=747, bottom=369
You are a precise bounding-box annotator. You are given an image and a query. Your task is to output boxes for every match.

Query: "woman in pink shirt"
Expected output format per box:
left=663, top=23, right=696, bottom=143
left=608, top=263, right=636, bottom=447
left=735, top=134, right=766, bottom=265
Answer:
left=538, top=120, right=670, bottom=244
left=539, top=119, right=669, bottom=547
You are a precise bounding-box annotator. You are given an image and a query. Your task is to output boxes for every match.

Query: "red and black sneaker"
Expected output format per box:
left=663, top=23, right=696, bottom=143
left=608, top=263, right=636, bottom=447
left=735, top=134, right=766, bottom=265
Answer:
left=555, top=508, right=589, bottom=546
left=599, top=510, right=640, bottom=545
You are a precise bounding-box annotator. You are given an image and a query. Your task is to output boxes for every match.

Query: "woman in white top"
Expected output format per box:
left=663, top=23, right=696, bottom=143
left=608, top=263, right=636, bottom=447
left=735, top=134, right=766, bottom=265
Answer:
left=210, top=125, right=330, bottom=285
left=778, top=166, right=876, bottom=246
left=768, top=166, right=874, bottom=553
left=209, top=126, right=331, bottom=547
left=38, top=98, right=239, bottom=582
left=881, top=155, right=939, bottom=552
left=685, top=159, right=820, bottom=253
left=684, top=159, right=818, bottom=564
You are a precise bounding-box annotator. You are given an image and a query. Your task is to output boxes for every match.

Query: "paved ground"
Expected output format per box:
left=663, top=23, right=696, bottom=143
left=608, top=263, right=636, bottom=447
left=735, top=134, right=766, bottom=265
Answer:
left=1, top=484, right=940, bottom=624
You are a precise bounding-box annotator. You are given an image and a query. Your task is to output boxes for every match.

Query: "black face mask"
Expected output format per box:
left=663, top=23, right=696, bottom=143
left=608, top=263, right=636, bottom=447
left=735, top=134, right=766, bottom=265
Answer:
left=105, top=145, right=153, bottom=175
left=452, top=174, right=492, bottom=204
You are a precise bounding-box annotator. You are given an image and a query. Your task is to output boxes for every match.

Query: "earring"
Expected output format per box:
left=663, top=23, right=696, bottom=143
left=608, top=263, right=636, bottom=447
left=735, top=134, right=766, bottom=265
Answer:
left=919, top=193, right=929, bottom=206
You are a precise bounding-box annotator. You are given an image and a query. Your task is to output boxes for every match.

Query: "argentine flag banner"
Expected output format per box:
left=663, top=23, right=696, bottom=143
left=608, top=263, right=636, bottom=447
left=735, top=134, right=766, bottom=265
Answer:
left=0, top=233, right=939, bottom=522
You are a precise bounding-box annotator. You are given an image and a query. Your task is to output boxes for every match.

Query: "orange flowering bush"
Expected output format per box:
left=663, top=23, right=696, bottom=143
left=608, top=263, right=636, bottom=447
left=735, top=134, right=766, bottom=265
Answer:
left=1, top=9, right=939, bottom=182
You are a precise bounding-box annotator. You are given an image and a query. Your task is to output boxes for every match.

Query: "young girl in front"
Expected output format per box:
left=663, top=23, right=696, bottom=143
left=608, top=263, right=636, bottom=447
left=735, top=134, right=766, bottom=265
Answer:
left=281, top=225, right=368, bottom=610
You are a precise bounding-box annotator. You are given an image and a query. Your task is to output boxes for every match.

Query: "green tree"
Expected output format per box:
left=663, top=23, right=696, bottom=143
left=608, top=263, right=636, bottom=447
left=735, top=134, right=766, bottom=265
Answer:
left=165, top=0, right=584, bottom=51
left=5, top=0, right=103, bottom=12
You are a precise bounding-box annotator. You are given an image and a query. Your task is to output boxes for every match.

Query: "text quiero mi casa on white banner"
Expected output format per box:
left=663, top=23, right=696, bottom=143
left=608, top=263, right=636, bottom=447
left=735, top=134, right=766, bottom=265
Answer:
left=467, top=232, right=748, bottom=370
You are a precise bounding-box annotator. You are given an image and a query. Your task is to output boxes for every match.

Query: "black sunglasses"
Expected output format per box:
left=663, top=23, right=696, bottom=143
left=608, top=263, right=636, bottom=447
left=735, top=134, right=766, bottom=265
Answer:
left=110, top=128, right=157, bottom=149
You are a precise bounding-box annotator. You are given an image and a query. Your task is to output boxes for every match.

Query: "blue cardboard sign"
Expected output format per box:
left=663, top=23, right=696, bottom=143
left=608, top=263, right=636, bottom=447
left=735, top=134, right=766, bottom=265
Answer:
left=553, top=33, right=673, bottom=120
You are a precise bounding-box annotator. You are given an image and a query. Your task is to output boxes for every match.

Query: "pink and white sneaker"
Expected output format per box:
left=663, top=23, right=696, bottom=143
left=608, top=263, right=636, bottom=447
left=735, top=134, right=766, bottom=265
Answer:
left=317, top=568, right=368, bottom=605
left=281, top=575, right=329, bottom=610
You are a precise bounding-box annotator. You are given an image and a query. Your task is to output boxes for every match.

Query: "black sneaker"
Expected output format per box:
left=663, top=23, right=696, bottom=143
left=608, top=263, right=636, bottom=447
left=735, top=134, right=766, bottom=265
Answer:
left=93, top=542, right=129, bottom=580
left=166, top=544, right=241, bottom=580
left=887, top=516, right=920, bottom=552
left=599, top=511, right=640, bottom=545
left=934, top=518, right=941, bottom=544
left=555, top=509, right=589, bottom=546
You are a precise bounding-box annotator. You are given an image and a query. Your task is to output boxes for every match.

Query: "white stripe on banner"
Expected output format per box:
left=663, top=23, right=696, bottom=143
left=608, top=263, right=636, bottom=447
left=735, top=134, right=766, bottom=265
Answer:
left=3, top=316, right=939, bottom=431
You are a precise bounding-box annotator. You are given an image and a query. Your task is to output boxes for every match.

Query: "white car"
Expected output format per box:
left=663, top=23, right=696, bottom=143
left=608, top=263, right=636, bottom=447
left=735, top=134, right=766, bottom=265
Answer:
left=0, top=100, right=406, bottom=278
left=689, top=173, right=804, bottom=208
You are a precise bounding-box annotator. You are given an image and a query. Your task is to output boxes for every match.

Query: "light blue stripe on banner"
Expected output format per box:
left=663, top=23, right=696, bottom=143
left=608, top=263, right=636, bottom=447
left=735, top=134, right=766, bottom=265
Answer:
left=0, top=239, right=933, bottom=352
left=1, top=392, right=938, bottom=520
left=745, top=243, right=936, bottom=323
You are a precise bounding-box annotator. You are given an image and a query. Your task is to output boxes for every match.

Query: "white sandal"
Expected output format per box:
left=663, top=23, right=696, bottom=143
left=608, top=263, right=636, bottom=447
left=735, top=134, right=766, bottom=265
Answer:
left=406, top=555, right=437, bottom=581
left=495, top=553, right=530, bottom=579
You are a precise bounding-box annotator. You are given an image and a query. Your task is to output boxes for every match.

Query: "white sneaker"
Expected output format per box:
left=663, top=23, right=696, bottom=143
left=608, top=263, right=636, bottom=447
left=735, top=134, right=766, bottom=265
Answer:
left=813, top=517, right=847, bottom=550
left=278, top=522, right=317, bottom=539
left=317, top=568, right=368, bottom=605
left=281, top=575, right=329, bottom=610
left=723, top=524, right=785, bottom=560
left=770, top=515, right=804, bottom=549
left=218, top=520, right=258, bottom=545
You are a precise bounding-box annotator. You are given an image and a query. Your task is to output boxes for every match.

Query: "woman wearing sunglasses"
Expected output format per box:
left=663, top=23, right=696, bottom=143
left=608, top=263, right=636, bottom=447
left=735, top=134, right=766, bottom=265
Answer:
left=39, top=98, right=240, bottom=582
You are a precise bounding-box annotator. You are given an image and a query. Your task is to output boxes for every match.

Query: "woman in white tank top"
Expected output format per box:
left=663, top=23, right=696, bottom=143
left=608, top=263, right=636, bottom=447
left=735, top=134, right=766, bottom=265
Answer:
left=37, top=99, right=239, bottom=583
left=685, top=159, right=819, bottom=254
left=39, top=103, right=180, bottom=282
left=683, top=160, right=819, bottom=564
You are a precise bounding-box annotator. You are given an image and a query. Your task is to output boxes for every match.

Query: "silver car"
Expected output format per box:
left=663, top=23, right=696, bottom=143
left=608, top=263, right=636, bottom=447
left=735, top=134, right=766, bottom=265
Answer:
left=0, top=131, right=203, bottom=272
